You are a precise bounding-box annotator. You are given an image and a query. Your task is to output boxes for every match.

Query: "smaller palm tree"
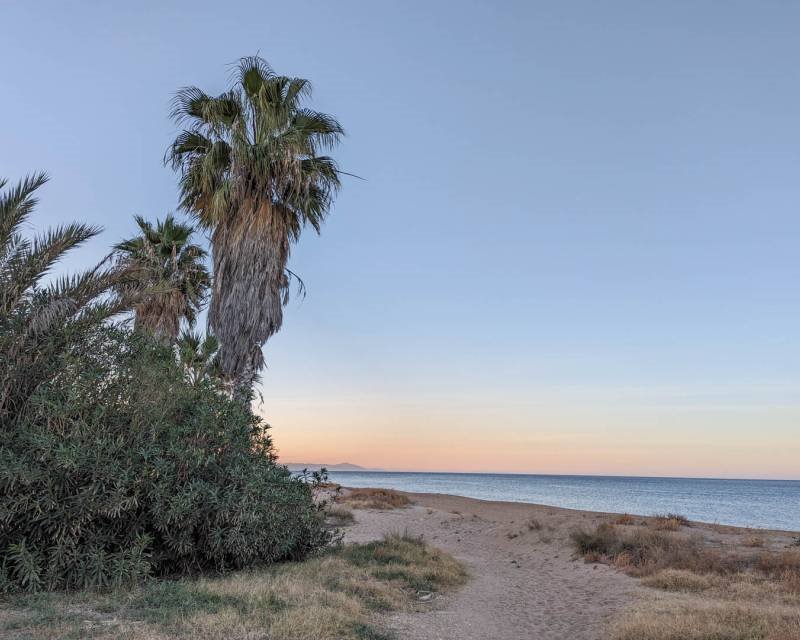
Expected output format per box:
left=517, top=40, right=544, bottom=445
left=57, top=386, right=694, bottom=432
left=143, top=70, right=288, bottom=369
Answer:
left=176, top=330, right=221, bottom=386
left=114, top=215, right=209, bottom=345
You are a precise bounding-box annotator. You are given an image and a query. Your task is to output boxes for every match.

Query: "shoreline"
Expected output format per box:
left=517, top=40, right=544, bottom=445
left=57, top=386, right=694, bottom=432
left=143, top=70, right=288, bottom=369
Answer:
left=341, top=487, right=800, bottom=535
left=325, top=472, right=800, bottom=531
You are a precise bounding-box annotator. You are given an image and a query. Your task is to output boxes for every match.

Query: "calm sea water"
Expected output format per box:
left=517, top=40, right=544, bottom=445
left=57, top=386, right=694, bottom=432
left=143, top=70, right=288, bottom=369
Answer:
left=326, top=471, right=800, bottom=531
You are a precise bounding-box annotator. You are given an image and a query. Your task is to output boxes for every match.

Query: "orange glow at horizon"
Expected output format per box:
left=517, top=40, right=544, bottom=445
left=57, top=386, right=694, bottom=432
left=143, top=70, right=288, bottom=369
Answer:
left=259, top=392, right=800, bottom=480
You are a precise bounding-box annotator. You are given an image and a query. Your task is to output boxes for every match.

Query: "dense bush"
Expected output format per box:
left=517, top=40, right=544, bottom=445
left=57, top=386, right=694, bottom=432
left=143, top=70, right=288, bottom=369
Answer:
left=0, top=326, right=330, bottom=592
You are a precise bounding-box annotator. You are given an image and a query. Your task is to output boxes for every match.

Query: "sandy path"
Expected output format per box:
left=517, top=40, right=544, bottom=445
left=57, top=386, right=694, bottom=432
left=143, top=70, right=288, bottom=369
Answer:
left=344, top=492, right=640, bottom=640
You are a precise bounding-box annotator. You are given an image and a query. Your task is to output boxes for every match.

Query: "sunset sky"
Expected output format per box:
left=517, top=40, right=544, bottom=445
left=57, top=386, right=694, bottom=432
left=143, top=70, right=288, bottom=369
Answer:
left=3, top=1, right=799, bottom=479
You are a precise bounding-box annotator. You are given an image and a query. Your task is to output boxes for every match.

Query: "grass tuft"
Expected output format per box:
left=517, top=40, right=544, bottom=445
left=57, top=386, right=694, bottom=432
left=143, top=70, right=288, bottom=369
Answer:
left=741, top=535, right=765, bottom=548
left=640, top=569, right=715, bottom=593
left=326, top=504, right=356, bottom=527
left=650, top=514, right=690, bottom=531
left=336, top=489, right=411, bottom=510
left=527, top=518, right=543, bottom=531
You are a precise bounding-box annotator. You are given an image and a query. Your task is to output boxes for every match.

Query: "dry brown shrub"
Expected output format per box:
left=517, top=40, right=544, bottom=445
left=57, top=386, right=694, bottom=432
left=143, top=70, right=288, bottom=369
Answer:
left=336, top=488, right=411, bottom=510
left=650, top=516, right=682, bottom=531
left=755, top=550, right=800, bottom=594
left=571, top=524, right=743, bottom=577
left=325, top=504, right=355, bottom=527
left=741, top=535, right=765, bottom=548
left=527, top=518, right=543, bottom=531
left=599, top=527, right=800, bottom=640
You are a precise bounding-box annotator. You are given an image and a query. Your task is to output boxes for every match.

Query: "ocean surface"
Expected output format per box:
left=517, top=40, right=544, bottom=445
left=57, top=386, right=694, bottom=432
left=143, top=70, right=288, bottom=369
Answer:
left=326, top=471, right=800, bottom=531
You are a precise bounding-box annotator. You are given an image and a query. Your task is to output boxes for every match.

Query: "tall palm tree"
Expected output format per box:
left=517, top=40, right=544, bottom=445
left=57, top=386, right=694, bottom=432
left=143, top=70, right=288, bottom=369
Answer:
left=113, top=215, right=209, bottom=346
left=167, top=56, right=343, bottom=400
left=0, top=174, right=129, bottom=420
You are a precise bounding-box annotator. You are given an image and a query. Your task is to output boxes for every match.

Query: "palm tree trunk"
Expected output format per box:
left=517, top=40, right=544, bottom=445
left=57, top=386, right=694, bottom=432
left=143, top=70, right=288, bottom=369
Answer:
left=134, top=301, right=179, bottom=347
left=209, top=203, right=289, bottom=405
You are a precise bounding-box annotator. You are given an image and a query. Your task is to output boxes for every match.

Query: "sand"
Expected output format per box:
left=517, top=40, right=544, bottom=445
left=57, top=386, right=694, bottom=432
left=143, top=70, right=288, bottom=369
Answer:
left=341, top=490, right=800, bottom=640
left=343, top=492, right=641, bottom=640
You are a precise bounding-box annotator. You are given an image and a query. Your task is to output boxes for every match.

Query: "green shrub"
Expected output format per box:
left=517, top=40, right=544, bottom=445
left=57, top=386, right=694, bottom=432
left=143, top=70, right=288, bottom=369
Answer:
left=0, top=326, right=330, bottom=591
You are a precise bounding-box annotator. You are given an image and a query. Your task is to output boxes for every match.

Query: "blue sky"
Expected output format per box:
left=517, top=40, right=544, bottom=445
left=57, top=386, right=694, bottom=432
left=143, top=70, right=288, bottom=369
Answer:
left=3, top=1, right=799, bottom=477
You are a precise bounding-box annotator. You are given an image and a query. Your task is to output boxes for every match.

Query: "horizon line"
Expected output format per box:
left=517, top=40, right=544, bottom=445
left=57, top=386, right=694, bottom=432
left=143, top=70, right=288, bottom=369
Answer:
left=286, top=464, right=800, bottom=483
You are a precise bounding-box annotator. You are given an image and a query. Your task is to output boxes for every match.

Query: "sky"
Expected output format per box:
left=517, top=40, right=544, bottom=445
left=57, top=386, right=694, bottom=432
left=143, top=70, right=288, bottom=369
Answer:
left=3, top=1, right=799, bottom=479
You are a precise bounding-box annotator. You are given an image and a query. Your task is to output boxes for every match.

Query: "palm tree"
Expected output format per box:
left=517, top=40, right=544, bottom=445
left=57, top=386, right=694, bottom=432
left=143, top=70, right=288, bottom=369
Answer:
left=0, top=174, right=129, bottom=420
left=167, top=56, right=343, bottom=400
left=113, top=215, right=209, bottom=346
left=176, top=329, right=221, bottom=386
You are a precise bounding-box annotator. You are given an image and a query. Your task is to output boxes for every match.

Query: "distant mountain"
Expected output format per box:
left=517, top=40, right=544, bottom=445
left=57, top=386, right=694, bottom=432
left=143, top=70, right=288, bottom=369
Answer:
left=283, top=462, right=372, bottom=472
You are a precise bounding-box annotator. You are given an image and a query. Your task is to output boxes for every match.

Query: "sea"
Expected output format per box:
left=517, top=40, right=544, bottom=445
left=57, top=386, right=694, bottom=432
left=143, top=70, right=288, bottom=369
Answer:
left=325, top=471, right=800, bottom=531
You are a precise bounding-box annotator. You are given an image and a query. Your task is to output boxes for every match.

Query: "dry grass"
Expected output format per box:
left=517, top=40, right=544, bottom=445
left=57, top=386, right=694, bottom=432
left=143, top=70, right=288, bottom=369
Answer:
left=336, top=488, right=411, bottom=510
left=649, top=513, right=690, bottom=531
left=527, top=518, right=543, bottom=531
left=612, top=514, right=636, bottom=525
left=756, top=550, right=800, bottom=593
left=570, top=523, right=732, bottom=577
left=611, top=596, right=800, bottom=640
left=326, top=504, right=356, bottom=527
left=573, top=522, right=800, bottom=640
left=742, top=534, right=765, bottom=548
left=650, top=517, right=683, bottom=532
left=640, top=569, right=716, bottom=593
left=0, top=534, right=466, bottom=640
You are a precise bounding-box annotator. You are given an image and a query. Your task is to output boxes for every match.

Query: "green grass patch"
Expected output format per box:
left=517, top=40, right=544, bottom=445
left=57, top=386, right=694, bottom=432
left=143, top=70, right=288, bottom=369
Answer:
left=0, top=534, right=466, bottom=640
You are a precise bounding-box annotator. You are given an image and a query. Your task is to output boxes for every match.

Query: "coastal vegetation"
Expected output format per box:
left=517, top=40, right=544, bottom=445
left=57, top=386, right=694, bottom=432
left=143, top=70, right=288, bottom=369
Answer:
left=0, top=56, right=467, bottom=639
left=0, top=59, right=352, bottom=593
left=0, top=533, right=467, bottom=640
left=0, top=322, right=329, bottom=591
left=572, top=520, right=800, bottom=639
left=336, top=489, right=412, bottom=511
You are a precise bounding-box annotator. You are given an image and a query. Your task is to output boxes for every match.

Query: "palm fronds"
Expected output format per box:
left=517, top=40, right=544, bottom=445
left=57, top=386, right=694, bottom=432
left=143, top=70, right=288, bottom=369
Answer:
left=176, top=329, right=221, bottom=385
left=167, top=56, right=344, bottom=398
left=112, top=215, right=209, bottom=345
left=0, top=175, right=131, bottom=421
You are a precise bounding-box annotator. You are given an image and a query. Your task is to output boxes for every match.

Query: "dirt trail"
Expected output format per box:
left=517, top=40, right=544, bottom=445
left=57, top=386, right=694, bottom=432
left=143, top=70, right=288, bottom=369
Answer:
left=344, top=492, right=640, bottom=640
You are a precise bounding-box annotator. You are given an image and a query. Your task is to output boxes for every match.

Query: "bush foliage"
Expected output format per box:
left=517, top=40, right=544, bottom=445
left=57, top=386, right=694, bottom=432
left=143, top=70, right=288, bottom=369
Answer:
left=0, top=326, right=330, bottom=592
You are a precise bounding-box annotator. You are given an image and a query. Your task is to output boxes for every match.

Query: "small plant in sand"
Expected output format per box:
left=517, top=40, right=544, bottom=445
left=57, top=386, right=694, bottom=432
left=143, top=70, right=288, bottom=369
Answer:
left=336, top=488, right=411, bottom=510
left=527, top=518, right=543, bottom=531
left=650, top=513, right=690, bottom=531
left=326, top=504, right=356, bottom=527
left=742, top=534, right=765, bottom=548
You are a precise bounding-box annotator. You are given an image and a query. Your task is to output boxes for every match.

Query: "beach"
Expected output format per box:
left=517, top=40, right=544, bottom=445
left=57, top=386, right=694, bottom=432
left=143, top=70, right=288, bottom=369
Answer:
left=338, top=489, right=800, bottom=640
